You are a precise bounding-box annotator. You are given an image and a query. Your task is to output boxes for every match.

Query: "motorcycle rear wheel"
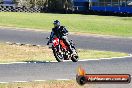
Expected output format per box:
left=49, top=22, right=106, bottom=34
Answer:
left=71, top=49, right=79, bottom=62
left=71, top=54, right=79, bottom=62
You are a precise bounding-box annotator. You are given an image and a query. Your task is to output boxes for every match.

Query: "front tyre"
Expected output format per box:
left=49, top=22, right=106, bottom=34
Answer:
left=53, top=48, right=64, bottom=62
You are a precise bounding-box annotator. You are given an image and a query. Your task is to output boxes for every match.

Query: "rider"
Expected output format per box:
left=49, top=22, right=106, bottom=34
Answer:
left=47, top=20, right=74, bottom=54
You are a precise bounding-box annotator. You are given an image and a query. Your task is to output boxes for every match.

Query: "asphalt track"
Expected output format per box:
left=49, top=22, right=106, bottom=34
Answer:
left=0, top=28, right=132, bottom=53
left=0, top=57, right=132, bottom=88
left=0, top=28, right=132, bottom=88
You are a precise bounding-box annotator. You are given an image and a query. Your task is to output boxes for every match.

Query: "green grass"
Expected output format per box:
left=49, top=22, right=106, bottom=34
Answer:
left=0, top=43, right=128, bottom=63
left=0, top=12, right=132, bottom=36
left=78, top=49, right=128, bottom=59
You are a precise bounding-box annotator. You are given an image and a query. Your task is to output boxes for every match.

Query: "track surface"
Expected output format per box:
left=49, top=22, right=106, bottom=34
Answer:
left=0, top=28, right=132, bottom=88
left=0, top=57, right=132, bottom=88
left=0, top=28, right=132, bottom=53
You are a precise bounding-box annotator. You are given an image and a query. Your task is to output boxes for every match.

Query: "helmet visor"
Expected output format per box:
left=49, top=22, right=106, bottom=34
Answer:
left=54, top=24, right=58, bottom=27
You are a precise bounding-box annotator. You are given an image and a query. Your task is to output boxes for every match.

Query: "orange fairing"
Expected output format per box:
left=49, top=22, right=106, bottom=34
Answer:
left=78, top=66, right=86, bottom=76
left=53, top=38, right=59, bottom=47
left=60, top=40, right=68, bottom=49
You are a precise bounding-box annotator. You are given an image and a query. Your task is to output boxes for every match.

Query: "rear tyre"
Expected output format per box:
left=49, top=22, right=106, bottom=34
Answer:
left=71, top=54, right=79, bottom=62
left=70, top=44, right=79, bottom=62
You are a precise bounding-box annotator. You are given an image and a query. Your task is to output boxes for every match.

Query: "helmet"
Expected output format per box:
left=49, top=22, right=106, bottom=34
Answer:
left=53, top=20, right=60, bottom=27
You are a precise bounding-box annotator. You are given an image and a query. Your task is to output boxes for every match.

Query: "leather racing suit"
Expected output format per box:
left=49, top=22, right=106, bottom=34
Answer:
left=48, top=26, right=73, bottom=53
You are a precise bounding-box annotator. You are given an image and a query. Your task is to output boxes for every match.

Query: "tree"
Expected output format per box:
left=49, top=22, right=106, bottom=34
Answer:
left=46, top=0, right=73, bottom=12
left=36, top=0, right=47, bottom=7
left=11, top=0, right=74, bottom=12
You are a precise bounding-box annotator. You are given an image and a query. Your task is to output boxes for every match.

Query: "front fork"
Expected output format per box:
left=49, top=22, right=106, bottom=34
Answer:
left=52, top=45, right=61, bottom=53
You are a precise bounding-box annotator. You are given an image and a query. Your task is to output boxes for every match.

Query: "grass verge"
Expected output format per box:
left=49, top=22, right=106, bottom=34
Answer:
left=0, top=12, right=132, bottom=37
left=0, top=80, right=91, bottom=88
left=0, top=43, right=128, bottom=63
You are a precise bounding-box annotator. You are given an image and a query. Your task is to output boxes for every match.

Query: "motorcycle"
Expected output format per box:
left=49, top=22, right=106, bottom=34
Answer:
left=46, top=37, right=79, bottom=62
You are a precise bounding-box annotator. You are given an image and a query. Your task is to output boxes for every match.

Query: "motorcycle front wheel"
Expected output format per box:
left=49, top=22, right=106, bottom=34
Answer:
left=53, top=48, right=64, bottom=62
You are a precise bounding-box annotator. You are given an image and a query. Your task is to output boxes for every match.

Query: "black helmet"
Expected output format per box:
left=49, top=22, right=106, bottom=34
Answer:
left=53, top=20, right=60, bottom=27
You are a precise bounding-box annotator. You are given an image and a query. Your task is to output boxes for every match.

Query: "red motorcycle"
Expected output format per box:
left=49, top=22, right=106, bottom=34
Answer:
left=47, top=37, right=79, bottom=62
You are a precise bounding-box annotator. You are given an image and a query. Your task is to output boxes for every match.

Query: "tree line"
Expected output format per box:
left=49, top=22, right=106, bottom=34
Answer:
left=0, top=0, right=74, bottom=12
